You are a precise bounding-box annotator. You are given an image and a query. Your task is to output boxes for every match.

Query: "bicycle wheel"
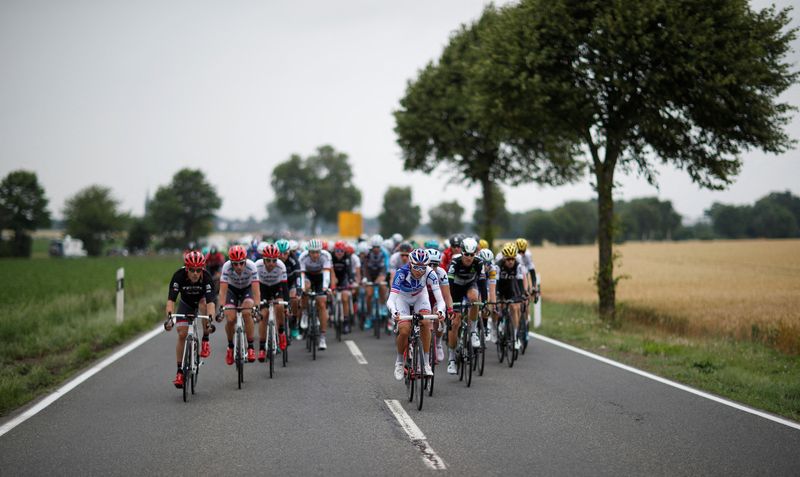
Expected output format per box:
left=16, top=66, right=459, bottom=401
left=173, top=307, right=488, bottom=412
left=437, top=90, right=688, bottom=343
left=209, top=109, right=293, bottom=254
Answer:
left=182, top=341, right=191, bottom=402
left=458, top=323, right=466, bottom=382
left=335, top=301, right=342, bottom=342
left=191, top=337, right=199, bottom=395
left=312, top=319, right=318, bottom=361
left=478, top=323, right=486, bottom=377
left=374, top=311, right=381, bottom=339
left=408, top=342, right=416, bottom=403
left=466, top=334, right=474, bottom=387
left=496, top=318, right=505, bottom=363
left=282, top=330, right=288, bottom=367
left=268, top=324, right=275, bottom=379
left=506, top=321, right=515, bottom=368
left=428, top=335, right=436, bottom=397
left=236, top=331, right=244, bottom=389
left=415, top=337, right=425, bottom=410
left=521, top=316, right=530, bottom=355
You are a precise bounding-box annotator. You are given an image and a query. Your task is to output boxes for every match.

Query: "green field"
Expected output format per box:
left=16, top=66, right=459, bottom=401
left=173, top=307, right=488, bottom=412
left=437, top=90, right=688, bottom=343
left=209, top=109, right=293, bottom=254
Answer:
left=0, top=255, right=181, bottom=416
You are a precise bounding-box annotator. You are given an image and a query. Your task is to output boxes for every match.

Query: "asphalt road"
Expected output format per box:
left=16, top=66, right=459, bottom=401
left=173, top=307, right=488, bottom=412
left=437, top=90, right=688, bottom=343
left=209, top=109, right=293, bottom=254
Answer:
left=1, top=324, right=798, bottom=476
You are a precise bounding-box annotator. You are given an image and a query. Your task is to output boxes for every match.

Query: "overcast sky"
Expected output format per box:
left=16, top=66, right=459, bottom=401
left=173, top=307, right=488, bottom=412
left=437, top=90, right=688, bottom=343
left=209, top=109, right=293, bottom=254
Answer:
left=1, top=0, right=798, bottom=224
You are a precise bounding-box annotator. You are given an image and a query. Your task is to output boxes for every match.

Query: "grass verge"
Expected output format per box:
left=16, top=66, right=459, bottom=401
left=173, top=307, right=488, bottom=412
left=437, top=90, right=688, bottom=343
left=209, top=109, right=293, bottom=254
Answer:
left=535, top=301, right=800, bottom=422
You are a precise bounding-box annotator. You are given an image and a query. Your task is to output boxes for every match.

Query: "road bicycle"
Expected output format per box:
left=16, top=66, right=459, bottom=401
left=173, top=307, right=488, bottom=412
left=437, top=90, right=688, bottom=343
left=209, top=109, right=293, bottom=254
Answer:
left=493, top=298, right=524, bottom=367
left=364, top=281, right=387, bottom=339
left=304, top=290, right=327, bottom=360
left=222, top=305, right=256, bottom=389
left=356, top=285, right=367, bottom=331
left=428, top=315, right=446, bottom=397
left=166, top=313, right=213, bottom=402
left=397, top=313, right=438, bottom=411
left=258, top=299, right=288, bottom=378
left=452, top=301, right=482, bottom=388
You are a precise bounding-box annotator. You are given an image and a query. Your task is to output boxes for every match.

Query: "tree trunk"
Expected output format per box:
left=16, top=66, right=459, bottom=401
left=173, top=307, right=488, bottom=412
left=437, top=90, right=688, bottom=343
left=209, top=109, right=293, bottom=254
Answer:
left=480, top=175, right=494, bottom=249
left=596, top=158, right=616, bottom=321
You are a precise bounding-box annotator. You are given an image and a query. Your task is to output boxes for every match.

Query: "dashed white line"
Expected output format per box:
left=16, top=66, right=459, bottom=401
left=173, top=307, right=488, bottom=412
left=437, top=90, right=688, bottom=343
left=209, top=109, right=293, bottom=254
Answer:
left=345, top=340, right=368, bottom=364
left=385, top=399, right=446, bottom=470
left=0, top=325, right=163, bottom=439
left=530, top=331, right=800, bottom=431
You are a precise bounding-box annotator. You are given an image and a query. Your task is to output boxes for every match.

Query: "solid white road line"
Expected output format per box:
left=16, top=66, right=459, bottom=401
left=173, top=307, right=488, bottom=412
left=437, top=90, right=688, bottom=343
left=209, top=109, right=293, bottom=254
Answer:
left=530, top=331, right=800, bottom=431
left=385, top=399, right=446, bottom=470
left=0, top=325, right=163, bottom=439
left=345, top=340, right=368, bottom=364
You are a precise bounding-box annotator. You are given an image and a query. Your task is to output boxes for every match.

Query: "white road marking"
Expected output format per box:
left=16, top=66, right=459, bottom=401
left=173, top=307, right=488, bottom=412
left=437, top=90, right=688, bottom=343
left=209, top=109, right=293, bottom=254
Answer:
left=385, top=399, right=446, bottom=470
left=530, top=331, right=800, bottom=431
left=0, top=325, right=163, bottom=438
left=345, top=340, right=368, bottom=364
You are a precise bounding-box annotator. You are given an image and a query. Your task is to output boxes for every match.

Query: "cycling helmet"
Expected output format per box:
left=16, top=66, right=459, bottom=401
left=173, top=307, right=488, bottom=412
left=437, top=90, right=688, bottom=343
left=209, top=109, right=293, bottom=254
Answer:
left=516, top=238, right=528, bottom=252
left=288, top=239, right=299, bottom=251
left=262, top=244, right=280, bottom=259
left=256, top=241, right=269, bottom=256
left=479, top=239, right=489, bottom=250
left=382, top=239, right=394, bottom=251
left=409, top=248, right=430, bottom=266
left=275, top=239, right=290, bottom=254
left=357, top=242, right=370, bottom=255
left=423, top=239, right=439, bottom=249
left=321, top=240, right=329, bottom=251
left=398, top=241, right=413, bottom=253
left=392, top=233, right=403, bottom=244
left=184, top=250, right=206, bottom=268
left=307, top=238, right=322, bottom=251
left=502, top=242, right=518, bottom=259
left=427, top=248, right=442, bottom=264
left=450, top=234, right=464, bottom=248
left=228, top=245, right=247, bottom=262
left=345, top=244, right=355, bottom=255
left=334, top=240, right=347, bottom=251
left=478, top=248, right=494, bottom=263
left=462, top=237, right=478, bottom=254
left=209, top=246, right=217, bottom=254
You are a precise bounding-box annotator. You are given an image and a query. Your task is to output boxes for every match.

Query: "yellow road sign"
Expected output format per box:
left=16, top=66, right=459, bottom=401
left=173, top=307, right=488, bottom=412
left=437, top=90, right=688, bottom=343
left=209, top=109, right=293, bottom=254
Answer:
left=338, top=211, right=362, bottom=238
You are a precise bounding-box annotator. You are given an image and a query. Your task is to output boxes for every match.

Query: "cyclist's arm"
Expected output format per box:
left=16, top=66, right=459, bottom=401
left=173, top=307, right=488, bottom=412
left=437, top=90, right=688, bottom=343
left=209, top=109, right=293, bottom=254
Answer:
left=218, top=281, right=228, bottom=306
left=322, top=269, right=331, bottom=290
left=280, top=281, right=290, bottom=302
left=251, top=280, right=260, bottom=307
left=166, top=299, right=175, bottom=316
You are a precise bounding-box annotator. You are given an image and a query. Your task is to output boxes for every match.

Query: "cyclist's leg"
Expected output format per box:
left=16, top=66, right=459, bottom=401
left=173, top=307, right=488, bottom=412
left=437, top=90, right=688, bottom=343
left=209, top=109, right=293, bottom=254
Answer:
left=317, top=295, right=328, bottom=333
left=224, top=290, right=237, bottom=344
left=242, top=297, right=255, bottom=341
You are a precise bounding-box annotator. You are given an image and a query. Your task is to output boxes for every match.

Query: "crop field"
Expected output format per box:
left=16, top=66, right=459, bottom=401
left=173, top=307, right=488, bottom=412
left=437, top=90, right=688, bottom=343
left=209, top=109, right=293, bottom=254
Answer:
left=0, top=255, right=181, bottom=415
left=532, top=239, right=800, bottom=354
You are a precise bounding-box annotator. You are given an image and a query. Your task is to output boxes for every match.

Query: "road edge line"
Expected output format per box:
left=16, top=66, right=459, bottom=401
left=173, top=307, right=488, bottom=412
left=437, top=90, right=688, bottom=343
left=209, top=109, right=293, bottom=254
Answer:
left=529, top=331, right=800, bottom=431
left=0, top=325, right=163, bottom=438
left=344, top=340, right=368, bottom=364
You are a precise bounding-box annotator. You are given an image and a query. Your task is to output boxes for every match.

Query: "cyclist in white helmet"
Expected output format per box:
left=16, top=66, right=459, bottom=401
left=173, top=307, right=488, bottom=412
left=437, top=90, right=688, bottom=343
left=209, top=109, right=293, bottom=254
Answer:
left=427, top=248, right=452, bottom=363
left=478, top=247, right=498, bottom=342
left=299, top=238, right=332, bottom=350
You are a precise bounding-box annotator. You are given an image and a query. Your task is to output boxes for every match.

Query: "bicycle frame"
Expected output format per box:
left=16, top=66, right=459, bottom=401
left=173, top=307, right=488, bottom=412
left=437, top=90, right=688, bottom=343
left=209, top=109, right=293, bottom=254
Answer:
left=170, top=313, right=211, bottom=401
left=304, top=290, right=326, bottom=359
left=397, top=313, right=438, bottom=411
left=223, top=305, right=254, bottom=389
left=258, top=299, right=288, bottom=377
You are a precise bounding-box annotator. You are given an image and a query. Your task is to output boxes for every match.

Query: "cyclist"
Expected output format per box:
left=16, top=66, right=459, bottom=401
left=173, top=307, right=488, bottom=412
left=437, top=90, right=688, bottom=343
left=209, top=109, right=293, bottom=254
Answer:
left=478, top=247, right=498, bottom=342
left=164, top=251, right=217, bottom=388
left=219, top=245, right=261, bottom=365
left=496, top=242, right=526, bottom=350
left=331, top=240, right=356, bottom=334
left=299, top=238, right=332, bottom=350
left=277, top=239, right=302, bottom=339
left=389, top=242, right=413, bottom=284
left=441, top=233, right=463, bottom=271
left=256, top=244, right=290, bottom=361
left=427, top=248, right=452, bottom=363
left=362, top=234, right=389, bottom=329
left=516, top=238, right=540, bottom=301
left=387, top=249, right=445, bottom=380
left=204, top=246, right=225, bottom=284
left=446, top=237, right=486, bottom=375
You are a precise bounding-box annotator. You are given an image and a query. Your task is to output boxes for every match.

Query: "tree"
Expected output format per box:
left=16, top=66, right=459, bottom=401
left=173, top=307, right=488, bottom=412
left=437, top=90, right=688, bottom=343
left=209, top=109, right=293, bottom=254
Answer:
left=751, top=197, right=799, bottom=238
left=125, top=217, right=152, bottom=253
left=473, top=184, right=510, bottom=238
left=63, top=185, right=125, bottom=256
left=524, top=210, right=558, bottom=246
left=0, top=170, right=50, bottom=257
left=394, top=8, right=581, bottom=249
left=479, top=0, right=797, bottom=319
left=147, top=169, right=222, bottom=248
left=552, top=201, right=598, bottom=245
left=378, top=186, right=420, bottom=237
left=270, top=145, right=361, bottom=234
left=617, top=198, right=682, bottom=241
left=706, top=203, right=754, bottom=238
left=428, top=201, right=464, bottom=238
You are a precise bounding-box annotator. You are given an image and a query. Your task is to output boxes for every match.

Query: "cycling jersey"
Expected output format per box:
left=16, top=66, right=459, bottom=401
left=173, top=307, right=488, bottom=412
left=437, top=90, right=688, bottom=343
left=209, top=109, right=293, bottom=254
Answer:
left=168, top=267, right=215, bottom=309
left=363, top=248, right=388, bottom=281
left=220, top=259, right=258, bottom=290
left=350, top=254, right=361, bottom=280
left=447, top=255, right=486, bottom=287
left=497, top=260, right=526, bottom=299
left=387, top=264, right=446, bottom=315
left=204, top=252, right=225, bottom=274
left=427, top=266, right=449, bottom=309
left=299, top=250, right=332, bottom=290
left=480, top=262, right=499, bottom=302
left=332, top=253, right=354, bottom=286
left=256, top=258, right=288, bottom=286
left=388, top=252, right=407, bottom=274
left=283, top=254, right=302, bottom=289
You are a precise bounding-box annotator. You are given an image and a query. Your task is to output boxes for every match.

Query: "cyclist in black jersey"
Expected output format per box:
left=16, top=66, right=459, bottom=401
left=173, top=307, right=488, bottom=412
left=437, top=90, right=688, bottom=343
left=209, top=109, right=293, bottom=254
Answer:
left=331, top=240, right=355, bottom=334
left=276, top=239, right=301, bottom=339
left=496, top=242, right=526, bottom=350
left=445, top=237, right=486, bottom=374
left=164, top=251, right=217, bottom=388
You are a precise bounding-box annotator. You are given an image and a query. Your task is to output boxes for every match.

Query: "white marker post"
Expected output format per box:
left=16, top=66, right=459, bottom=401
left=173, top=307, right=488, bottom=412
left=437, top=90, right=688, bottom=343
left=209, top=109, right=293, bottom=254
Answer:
left=533, top=272, right=542, bottom=328
left=116, top=268, right=124, bottom=324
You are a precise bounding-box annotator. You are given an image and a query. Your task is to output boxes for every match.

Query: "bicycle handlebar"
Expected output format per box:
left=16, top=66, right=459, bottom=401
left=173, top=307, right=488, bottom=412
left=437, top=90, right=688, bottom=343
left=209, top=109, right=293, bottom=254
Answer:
left=259, top=299, right=289, bottom=307
left=395, top=314, right=440, bottom=321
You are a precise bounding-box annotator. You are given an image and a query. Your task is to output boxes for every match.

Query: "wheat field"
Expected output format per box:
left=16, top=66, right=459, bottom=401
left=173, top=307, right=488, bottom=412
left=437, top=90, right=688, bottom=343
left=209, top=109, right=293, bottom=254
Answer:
left=530, top=239, right=800, bottom=352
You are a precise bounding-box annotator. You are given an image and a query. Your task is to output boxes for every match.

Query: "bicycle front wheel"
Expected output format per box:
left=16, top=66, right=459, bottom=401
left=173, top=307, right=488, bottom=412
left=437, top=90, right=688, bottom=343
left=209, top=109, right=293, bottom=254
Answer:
left=182, top=341, right=191, bottom=402
left=268, top=324, right=275, bottom=379
left=478, top=325, right=486, bottom=377
left=415, top=337, right=425, bottom=410
left=191, top=337, right=199, bottom=395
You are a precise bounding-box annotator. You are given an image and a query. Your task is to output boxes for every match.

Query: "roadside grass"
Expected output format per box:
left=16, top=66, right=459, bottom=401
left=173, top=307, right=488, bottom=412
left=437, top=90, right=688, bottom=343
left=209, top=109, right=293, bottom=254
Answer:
left=0, top=256, right=179, bottom=416
left=535, top=301, right=800, bottom=422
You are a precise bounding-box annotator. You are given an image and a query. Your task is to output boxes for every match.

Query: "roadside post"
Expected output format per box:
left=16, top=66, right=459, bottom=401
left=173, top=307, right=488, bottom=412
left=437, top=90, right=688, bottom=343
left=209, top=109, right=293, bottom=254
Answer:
left=116, top=268, right=124, bottom=324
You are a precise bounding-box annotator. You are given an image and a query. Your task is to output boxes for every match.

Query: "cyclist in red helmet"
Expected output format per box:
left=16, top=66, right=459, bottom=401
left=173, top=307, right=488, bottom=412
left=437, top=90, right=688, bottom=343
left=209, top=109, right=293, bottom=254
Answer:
left=255, top=244, right=290, bottom=360
left=219, top=245, right=261, bottom=365
left=164, top=251, right=217, bottom=388
left=331, top=240, right=356, bottom=334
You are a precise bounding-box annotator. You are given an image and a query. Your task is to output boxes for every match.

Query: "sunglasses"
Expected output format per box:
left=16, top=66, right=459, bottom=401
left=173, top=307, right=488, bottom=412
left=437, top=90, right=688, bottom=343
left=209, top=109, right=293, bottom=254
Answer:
left=410, top=264, right=427, bottom=272
left=400, top=253, right=409, bottom=258
left=187, top=267, right=202, bottom=273
left=334, top=249, right=345, bottom=253
left=264, top=258, right=276, bottom=263
left=504, top=257, right=516, bottom=262
left=463, top=253, right=475, bottom=257
left=232, top=260, right=245, bottom=266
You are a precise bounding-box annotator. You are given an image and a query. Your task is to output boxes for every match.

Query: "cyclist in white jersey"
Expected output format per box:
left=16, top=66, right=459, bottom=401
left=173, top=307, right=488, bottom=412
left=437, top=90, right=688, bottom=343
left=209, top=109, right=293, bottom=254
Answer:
left=387, top=249, right=446, bottom=380
left=255, top=244, right=290, bottom=361
left=427, top=248, right=452, bottom=362
left=299, top=238, right=332, bottom=350
left=478, top=247, right=498, bottom=342
left=219, top=245, right=261, bottom=365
